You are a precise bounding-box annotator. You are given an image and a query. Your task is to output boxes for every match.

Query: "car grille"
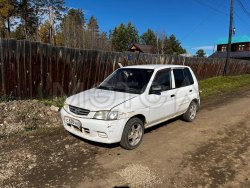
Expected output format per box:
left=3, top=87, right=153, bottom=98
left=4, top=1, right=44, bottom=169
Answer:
left=69, top=105, right=90, bottom=116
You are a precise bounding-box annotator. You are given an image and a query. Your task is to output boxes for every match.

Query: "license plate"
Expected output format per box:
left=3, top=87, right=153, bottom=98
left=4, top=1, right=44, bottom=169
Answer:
left=64, top=117, right=82, bottom=129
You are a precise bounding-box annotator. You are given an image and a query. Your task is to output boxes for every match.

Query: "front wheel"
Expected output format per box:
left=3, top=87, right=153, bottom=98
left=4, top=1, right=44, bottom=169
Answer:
left=183, top=101, right=197, bottom=122
left=120, top=118, right=144, bottom=150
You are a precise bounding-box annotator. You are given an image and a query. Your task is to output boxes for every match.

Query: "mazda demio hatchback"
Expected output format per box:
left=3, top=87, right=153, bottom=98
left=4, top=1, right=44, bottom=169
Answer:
left=61, top=65, right=200, bottom=149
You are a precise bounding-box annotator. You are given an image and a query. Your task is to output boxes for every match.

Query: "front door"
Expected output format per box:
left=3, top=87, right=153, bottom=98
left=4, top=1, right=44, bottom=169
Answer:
left=146, top=69, right=176, bottom=126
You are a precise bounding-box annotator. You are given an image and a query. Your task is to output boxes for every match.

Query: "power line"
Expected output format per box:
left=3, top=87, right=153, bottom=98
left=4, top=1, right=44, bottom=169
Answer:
left=192, top=0, right=228, bottom=16
left=181, top=0, right=226, bottom=40
left=236, top=0, right=250, bottom=19
left=235, top=12, right=250, bottom=27
left=242, top=0, right=248, bottom=6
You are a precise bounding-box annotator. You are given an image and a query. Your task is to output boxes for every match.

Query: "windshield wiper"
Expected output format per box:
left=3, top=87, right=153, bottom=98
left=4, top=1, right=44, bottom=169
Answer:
left=115, top=87, right=141, bottom=94
left=97, top=85, right=114, bottom=90
left=126, top=88, right=141, bottom=94
left=98, top=85, right=141, bottom=94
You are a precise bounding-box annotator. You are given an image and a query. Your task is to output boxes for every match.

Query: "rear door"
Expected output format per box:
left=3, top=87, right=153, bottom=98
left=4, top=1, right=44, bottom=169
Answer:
left=172, top=68, right=194, bottom=114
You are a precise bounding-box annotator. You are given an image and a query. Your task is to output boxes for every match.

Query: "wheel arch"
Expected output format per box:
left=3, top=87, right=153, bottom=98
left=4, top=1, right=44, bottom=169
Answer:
left=191, top=98, right=200, bottom=111
left=127, top=114, right=146, bottom=127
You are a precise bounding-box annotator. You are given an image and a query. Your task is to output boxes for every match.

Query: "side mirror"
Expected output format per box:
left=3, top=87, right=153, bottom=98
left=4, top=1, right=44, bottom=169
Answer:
left=149, top=85, right=162, bottom=95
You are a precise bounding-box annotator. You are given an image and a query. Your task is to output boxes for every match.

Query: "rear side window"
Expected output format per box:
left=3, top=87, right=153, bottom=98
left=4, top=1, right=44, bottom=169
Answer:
left=173, top=68, right=194, bottom=88
left=184, top=68, right=194, bottom=85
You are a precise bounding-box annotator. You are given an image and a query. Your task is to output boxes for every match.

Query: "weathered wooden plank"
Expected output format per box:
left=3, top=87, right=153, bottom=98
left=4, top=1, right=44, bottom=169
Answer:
left=28, top=41, right=34, bottom=98
left=44, top=43, right=50, bottom=97
left=23, top=40, right=29, bottom=98
left=40, top=43, right=46, bottom=97
left=50, top=46, right=57, bottom=96
left=36, top=42, right=42, bottom=98
left=71, top=48, right=78, bottom=94
left=4, top=39, right=11, bottom=95
left=0, top=39, right=5, bottom=94
left=16, top=40, right=21, bottom=98
left=57, top=47, right=65, bottom=96
left=8, top=39, right=18, bottom=96
left=18, top=40, right=24, bottom=98
left=62, top=47, right=70, bottom=95
left=31, top=42, right=40, bottom=97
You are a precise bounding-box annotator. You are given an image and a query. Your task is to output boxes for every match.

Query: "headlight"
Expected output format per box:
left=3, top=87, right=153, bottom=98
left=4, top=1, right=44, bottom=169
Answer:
left=63, top=102, right=69, bottom=112
left=93, top=111, right=109, bottom=120
left=93, top=111, right=119, bottom=120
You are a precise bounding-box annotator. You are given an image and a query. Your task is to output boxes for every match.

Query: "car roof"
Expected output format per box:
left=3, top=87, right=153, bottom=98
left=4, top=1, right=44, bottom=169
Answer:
left=124, top=64, right=189, bottom=70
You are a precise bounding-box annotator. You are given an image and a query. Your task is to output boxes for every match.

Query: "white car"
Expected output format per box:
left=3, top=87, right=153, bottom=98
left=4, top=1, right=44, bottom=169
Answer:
left=60, top=64, right=200, bottom=149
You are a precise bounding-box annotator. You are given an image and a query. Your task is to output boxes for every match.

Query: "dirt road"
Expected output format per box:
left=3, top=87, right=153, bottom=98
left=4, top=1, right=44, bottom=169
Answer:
left=1, top=88, right=250, bottom=187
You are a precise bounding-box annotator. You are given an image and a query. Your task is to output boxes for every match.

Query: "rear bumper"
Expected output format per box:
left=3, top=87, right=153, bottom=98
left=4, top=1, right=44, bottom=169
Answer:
left=60, top=108, right=128, bottom=144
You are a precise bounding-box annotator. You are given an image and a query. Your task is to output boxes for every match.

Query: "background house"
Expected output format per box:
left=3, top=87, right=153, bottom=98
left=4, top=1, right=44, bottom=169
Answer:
left=209, top=35, right=250, bottom=60
left=128, top=43, right=156, bottom=54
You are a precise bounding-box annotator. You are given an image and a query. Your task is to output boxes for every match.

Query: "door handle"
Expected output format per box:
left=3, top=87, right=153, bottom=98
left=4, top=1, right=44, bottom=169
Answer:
left=171, top=94, right=175, bottom=98
left=189, top=90, right=192, bottom=92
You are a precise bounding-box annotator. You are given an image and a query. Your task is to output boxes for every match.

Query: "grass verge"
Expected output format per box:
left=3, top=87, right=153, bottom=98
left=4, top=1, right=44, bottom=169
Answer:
left=39, top=97, right=66, bottom=108
left=199, top=74, right=250, bottom=98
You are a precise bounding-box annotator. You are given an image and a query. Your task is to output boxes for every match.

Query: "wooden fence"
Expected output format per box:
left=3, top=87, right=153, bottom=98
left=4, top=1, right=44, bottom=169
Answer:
left=0, top=39, right=250, bottom=98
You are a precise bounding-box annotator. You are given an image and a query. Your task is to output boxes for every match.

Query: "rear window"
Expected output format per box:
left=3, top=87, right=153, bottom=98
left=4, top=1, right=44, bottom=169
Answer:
left=184, top=68, right=194, bottom=85
left=173, top=68, right=194, bottom=88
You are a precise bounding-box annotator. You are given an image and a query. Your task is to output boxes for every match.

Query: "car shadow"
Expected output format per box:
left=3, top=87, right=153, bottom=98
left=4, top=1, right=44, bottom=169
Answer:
left=145, top=116, right=181, bottom=134
left=68, top=116, right=182, bottom=149
left=69, top=132, right=120, bottom=149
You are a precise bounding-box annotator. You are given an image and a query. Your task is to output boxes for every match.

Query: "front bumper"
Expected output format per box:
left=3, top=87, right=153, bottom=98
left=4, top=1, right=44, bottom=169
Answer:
left=60, top=108, right=128, bottom=144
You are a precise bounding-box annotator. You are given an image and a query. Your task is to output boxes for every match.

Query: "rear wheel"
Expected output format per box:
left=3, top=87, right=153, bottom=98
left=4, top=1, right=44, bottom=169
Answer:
left=183, top=101, right=197, bottom=122
left=120, top=118, right=144, bottom=150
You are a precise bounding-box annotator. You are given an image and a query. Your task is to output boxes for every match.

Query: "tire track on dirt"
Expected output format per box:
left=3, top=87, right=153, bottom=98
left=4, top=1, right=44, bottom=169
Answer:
left=172, top=114, right=250, bottom=187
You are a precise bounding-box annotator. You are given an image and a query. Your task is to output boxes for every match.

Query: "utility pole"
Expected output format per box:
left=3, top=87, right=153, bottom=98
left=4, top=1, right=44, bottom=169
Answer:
left=223, top=0, right=234, bottom=76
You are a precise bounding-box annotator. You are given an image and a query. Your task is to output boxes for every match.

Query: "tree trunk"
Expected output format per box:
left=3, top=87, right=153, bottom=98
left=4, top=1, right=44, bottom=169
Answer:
left=52, top=17, right=55, bottom=45
left=7, top=18, right=11, bottom=38
left=35, top=0, right=40, bottom=41
left=49, top=7, right=52, bottom=44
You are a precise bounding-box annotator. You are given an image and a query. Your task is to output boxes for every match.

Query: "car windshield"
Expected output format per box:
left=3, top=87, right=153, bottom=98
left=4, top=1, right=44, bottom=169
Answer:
left=97, top=68, right=154, bottom=94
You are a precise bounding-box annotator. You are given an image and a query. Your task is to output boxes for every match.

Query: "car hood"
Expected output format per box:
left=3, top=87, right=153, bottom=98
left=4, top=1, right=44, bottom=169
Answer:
left=66, top=88, right=139, bottom=111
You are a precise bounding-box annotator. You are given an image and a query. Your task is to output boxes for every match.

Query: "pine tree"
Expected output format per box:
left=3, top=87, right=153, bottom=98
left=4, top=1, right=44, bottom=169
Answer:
left=196, top=49, right=206, bottom=57
left=140, top=29, right=157, bottom=47
left=87, top=16, right=99, bottom=33
left=111, top=22, right=139, bottom=52
left=164, top=34, right=186, bottom=55
left=18, top=0, right=37, bottom=40
left=60, top=8, right=85, bottom=48
left=127, top=22, right=139, bottom=45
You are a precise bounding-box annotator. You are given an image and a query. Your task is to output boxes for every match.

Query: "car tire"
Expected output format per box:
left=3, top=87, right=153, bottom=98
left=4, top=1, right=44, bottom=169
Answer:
left=183, top=101, right=197, bottom=122
left=120, top=118, right=144, bottom=150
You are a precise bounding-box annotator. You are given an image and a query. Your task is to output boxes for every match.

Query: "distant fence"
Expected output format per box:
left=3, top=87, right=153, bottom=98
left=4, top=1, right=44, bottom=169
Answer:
left=0, top=39, right=250, bottom=98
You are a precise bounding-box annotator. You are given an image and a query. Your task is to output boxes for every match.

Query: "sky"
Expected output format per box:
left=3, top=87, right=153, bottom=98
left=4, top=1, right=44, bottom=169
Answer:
left=65, top=0, right=250, bottom=56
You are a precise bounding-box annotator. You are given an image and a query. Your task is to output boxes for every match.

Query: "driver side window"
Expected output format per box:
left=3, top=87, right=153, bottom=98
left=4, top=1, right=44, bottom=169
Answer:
left=151, top=69, right=172, bottom=92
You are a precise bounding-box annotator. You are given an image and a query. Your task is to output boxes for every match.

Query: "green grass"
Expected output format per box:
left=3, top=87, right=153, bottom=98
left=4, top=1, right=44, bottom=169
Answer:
left=39, top=97, right=66, bottom=108
left=199, top=74, right=250, bottom=98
